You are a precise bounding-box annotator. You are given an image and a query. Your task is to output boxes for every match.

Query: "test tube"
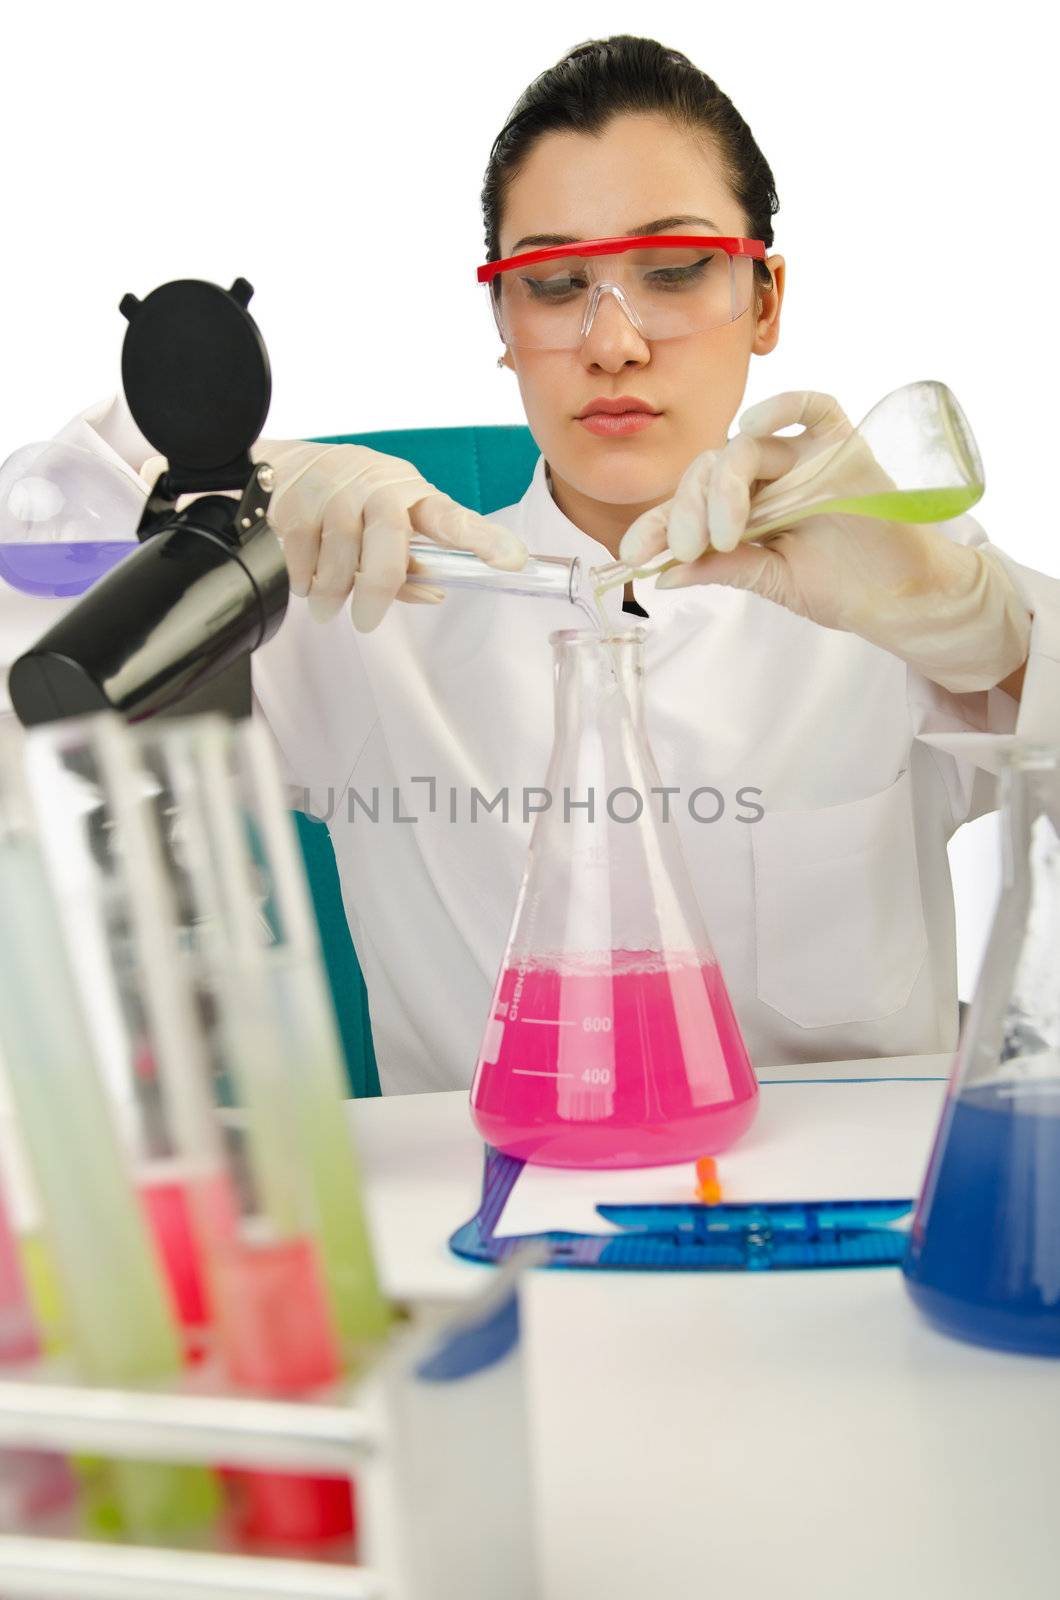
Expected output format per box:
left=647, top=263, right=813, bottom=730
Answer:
left=589, top=552, right=674, bottom=599
left=26, top=715, right=356, bottom=1546
left=0, top=722, right=220, bottom=1542
left=0, top=1148, right=78, bottom=1530
left=0, top=1079, right=120, bottom=1534
left=405, top=538, right=582, bottom=601
left=131, top=714, right=391, bottom=1355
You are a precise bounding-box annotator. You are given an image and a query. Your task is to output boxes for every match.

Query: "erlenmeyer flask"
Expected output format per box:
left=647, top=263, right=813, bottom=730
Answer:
left=593, top=379, right=985, bottom=597
left=902, top=743, right=1060, bottom=1356
left=469, top=627, right=758, bottom=1168
left=0, top=441, right=144, bottom=598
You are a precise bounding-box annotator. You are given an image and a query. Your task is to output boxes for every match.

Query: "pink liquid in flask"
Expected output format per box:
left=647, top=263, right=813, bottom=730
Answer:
left=471, top=950, right=758, bottom=1168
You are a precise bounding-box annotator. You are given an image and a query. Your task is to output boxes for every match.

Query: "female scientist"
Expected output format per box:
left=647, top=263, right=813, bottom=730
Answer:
left=38, top=35, right=1060, bottom=1093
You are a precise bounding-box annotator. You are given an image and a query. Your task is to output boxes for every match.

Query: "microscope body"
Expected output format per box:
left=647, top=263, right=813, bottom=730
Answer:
left=9, top=277, right=289, bottom=729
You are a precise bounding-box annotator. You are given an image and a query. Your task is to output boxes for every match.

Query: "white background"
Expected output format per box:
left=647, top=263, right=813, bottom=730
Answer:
left=1, top=1, right=1053, bottom=995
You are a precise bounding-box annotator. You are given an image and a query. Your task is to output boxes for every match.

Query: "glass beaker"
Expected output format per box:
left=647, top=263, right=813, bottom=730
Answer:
left=902, top=743, right=1060, bottom=1355
left=469, top=627, right=758, bottom=1168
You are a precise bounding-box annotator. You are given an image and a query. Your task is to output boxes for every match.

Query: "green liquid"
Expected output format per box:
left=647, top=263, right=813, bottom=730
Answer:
left=591, top=480, right=984, bottom=602
left=108, top=1458, right=220, bottom=1542
left=748, top=482, right=982, bottom=537
left=300, top=1079, right=392, bottom=1349
left=0, top=842, right=221, bottom=1542
left=248, top=958, right=392, bottom=1354
left=19, top=1233, right=65, bottom=1356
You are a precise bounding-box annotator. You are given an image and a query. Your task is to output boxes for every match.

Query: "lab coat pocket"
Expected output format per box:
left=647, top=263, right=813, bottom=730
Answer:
left=750, top=768, right=928, bottom=1028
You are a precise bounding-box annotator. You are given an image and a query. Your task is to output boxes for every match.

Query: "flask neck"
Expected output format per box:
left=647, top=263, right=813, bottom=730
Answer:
left=550, top=629, right=646, bottom=738
left=983, top=753, right=1060, bottom=1083
left=1001, top=756, right=1060, bottom=894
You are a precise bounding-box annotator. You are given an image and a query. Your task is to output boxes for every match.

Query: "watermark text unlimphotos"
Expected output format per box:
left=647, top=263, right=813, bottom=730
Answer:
left=295, top=777, right=765, bottom=826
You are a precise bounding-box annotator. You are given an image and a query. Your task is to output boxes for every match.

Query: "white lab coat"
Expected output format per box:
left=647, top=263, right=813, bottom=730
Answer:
left=3, top=396, right=1060, bottom=1094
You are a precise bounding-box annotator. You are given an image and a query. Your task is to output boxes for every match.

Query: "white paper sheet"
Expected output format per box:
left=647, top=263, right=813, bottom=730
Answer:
left=495, top=1077, right=949, bottom=1237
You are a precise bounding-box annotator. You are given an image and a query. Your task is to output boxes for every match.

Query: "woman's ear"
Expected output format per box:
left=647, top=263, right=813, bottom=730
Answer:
left=753, top=256, right=785, bottom=356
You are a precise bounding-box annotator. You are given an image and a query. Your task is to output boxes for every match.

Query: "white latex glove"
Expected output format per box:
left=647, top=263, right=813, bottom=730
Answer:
left=139, top=440, right=528, bottom=632
left=619, top=391, right=1031, bottom=695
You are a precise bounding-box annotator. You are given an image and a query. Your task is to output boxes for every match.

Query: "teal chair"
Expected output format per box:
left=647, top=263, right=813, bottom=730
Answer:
left=291, top=425, right=540, bottom=1098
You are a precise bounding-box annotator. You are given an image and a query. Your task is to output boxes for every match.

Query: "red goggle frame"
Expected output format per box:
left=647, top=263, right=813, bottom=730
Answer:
left=476, top=234, right=767, bottom=284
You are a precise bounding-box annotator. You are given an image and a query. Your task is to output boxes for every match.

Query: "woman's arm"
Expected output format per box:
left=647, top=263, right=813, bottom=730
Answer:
left=624, top=391, right=1035, bottom=699
left=55, top=393, right=528, bottom=632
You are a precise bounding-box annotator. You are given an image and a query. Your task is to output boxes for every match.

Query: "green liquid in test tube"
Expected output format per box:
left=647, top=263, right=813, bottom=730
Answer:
left=0, top=736, right=220, bottom=1543
left=141, top=717, right=392, bottom=1356
left=77, top=717, right=361, bottom=1548
left=0, top=1150, right=78, bottom=1528
left=237, top=722, right=393, bottom=1350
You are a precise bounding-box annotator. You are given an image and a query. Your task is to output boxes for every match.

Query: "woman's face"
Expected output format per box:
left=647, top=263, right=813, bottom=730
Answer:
left=497, top=113, right=786, bottom=537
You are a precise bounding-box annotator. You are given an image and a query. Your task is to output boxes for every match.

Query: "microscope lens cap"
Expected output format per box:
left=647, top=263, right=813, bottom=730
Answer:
left=119, top=278, right=271, bottom=472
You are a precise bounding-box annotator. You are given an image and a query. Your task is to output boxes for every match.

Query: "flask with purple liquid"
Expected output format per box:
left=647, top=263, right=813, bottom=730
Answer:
left=0, top=441, right=142, bottom=597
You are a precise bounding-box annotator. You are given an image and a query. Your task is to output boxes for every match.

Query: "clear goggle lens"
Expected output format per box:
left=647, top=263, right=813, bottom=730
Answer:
left=486, top=245, right=760, bottom=351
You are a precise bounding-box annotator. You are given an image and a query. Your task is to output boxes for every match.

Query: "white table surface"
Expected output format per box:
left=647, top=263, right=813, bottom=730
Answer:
left=349, top=1056, right=1060, bottom=1600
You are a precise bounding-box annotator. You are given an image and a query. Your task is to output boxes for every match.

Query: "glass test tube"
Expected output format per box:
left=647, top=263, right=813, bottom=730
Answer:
left=405, top=539, right=581, bottom=600
left=0, top=1147, right=78, bottom=1530
left=32, top=715, right=356, bottom=1546
left=131, top=715, right=390, bottom=1356
left=0, top=721, right=220, bottom=1542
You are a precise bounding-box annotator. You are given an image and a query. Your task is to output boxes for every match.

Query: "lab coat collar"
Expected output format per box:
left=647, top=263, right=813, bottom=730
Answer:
left=523, top=454, right=616, bottom=562
left=522, top=453, right=685, bottom=624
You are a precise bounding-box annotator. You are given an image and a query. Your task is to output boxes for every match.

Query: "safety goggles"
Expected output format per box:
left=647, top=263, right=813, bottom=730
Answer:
left=477, top=234, right=768, bottom=351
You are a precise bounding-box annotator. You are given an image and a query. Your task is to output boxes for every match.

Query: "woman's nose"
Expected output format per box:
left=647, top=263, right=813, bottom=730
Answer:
left=579, top=284, right=651, bottom=368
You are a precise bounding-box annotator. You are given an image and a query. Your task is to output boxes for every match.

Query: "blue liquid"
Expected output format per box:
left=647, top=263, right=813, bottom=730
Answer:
left=0, top=540, right=137, bottom=598
left=902, top=1083, right=1060, bottom=1355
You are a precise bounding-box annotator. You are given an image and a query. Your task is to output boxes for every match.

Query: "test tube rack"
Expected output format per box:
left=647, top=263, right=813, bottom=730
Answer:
left=0, top=1263, right=539, bottom=1600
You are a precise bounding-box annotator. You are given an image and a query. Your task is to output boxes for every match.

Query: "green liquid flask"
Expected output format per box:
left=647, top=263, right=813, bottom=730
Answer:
left=592, top=378, right=986, bottom=597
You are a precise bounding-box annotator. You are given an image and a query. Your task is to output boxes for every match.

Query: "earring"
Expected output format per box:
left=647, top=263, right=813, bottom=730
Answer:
left=496, top=354, right=506, bottom=368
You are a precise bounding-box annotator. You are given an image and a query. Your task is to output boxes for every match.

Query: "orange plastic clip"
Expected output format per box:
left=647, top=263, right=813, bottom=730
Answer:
left=694, top=1156, right=722, bottom=1206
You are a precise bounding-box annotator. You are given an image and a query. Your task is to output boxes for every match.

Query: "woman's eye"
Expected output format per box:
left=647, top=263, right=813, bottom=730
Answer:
left=646, top=254, right=715, bottom=289
left=522, top=275, right=584, bottom=300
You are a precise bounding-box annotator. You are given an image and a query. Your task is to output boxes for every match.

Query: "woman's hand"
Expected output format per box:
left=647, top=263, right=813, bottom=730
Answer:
left=619, top=391, right=1030, bottom=695
left=140, top=439, right=528, bottom=633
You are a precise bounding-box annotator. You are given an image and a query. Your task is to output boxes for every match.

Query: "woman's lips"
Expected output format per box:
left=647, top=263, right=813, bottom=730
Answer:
left=577, top=411, right=660, bottom=437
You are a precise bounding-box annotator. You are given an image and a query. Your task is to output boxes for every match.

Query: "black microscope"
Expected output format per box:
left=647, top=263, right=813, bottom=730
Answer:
left=9, top=276, right=289, bottom=726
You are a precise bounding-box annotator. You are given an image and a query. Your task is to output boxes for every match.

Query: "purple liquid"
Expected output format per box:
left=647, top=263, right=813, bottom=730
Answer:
left=902, top=1083, right=1060, bottom=1355
left=471, top=952, right=759, bottom=1168
left=0, top=540, right=136, bottom=598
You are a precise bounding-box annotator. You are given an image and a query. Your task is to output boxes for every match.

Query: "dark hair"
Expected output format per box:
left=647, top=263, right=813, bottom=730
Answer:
left=481, top=35, right=779, bottom=303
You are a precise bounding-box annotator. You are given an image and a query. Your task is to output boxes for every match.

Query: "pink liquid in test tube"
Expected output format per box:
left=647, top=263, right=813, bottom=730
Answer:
left=138, top=1171, right=353, bottom=1543
left=139, top=1168, right=240, bottom=1360
left=471, top=952, right=759, bottom=1168
left=140, top=1179, right=210, bottom=1336
left=211, top=1236, right=354, bottom=1544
